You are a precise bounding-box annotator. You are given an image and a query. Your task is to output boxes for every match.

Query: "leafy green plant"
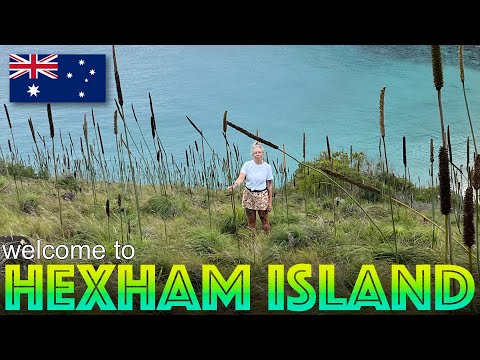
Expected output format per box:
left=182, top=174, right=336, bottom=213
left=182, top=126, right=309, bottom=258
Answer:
left=58, top=174, right=81, bottom=192
left=142, top=195, right=182, bottom=219
left=218, top=208, right=247, bottom=234
left=19, top=193, right=40, bottom=214
left=186, top=227, right=230, bottom=255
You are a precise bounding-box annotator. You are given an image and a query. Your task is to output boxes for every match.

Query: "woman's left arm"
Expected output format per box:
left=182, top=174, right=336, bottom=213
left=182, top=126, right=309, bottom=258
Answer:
left=266, top=179, right=273, bottom=211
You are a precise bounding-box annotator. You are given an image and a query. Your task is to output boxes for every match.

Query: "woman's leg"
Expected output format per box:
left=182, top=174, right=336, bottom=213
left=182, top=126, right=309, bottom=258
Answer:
left=258, top=210, right=270, bottom=233
left=245, top=208, right=257, bottom=231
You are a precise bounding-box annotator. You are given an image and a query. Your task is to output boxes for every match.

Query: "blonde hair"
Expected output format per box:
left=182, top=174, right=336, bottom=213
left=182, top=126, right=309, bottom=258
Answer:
left=251, top=142, right=264, bottom=155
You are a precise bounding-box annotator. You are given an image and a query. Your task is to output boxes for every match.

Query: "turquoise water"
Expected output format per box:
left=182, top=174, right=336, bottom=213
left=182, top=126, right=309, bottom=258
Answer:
left=0, top=45, right=479, bottom=186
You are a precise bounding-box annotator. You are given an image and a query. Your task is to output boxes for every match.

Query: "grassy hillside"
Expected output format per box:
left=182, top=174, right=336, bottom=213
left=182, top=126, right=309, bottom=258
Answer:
left=0, top=164, right=476, bottom=315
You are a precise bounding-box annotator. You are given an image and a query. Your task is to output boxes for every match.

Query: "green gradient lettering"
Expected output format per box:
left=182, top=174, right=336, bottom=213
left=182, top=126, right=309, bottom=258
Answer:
left=76, top=264, right=116, bottom=311
left=347, top=265, right=390, bottom=310
left=267, top=264, right=285, bottom=310
left=391, top=264, right=430, bottom=311
left=318, top=264, right=347, bottom=310
left=117, top=264, right=156, bottom=311
left=157, top=265, right=201, bottom=310
left=5, top=264, right=43, bottom=310
left=435, top=265, right=474, bottom=311
left=202, top=264, right=250, bottom=310
left=47, top=265, right=75, bottom=310
left=286, top=264, right=316, bottom=312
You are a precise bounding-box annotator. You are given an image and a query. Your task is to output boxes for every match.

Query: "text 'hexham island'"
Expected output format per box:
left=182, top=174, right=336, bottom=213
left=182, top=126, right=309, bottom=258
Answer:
left=1, top=264, right=474, bottom=312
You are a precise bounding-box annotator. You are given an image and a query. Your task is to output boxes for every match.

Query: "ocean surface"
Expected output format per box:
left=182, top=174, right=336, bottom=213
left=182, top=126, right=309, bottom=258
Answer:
left=0, top=45, right=479, bottom=187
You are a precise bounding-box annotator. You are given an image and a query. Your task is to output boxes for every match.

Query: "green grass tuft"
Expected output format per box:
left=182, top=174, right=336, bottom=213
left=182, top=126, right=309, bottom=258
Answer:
left=142, top=195, right=182, bottom=219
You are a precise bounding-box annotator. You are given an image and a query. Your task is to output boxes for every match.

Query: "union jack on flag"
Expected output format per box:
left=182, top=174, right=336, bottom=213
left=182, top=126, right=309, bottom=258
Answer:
left=9, top=54, right=59, bottom=80
left=9, top=53, right=106, bottom=102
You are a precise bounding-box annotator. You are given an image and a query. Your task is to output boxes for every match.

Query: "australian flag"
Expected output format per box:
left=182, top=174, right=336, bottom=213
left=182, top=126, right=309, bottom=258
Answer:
left=9, top=54, right=106, bottom=102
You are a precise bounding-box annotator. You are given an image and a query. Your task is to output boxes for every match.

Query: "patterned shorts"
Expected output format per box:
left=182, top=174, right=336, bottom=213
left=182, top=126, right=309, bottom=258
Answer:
left=242, top=188, right=269, bottom=210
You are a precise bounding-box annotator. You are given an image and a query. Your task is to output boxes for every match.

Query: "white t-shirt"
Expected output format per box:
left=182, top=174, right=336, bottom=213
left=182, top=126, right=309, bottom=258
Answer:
left=240, top=160, right=274, bottom=191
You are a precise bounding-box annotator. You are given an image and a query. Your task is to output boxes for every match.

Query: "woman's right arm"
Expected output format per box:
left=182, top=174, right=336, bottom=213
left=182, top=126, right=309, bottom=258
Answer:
left=227, top=172, right=246, bottom=192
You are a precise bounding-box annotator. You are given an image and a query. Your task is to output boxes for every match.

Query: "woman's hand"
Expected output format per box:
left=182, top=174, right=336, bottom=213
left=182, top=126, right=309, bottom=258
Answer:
left=267, top=202, right=272, bottom=212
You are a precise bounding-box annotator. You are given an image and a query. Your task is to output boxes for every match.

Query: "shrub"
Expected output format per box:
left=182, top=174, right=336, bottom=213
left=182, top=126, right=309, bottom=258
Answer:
left=58, top=174, right=81, bottom=192
left=218, top=208, right=247, bottom=234
left=20, top=194, right=40, bottom=214
left=186, top=227, right=230, bottom=255
left=142, top=196, right=182, bottom=219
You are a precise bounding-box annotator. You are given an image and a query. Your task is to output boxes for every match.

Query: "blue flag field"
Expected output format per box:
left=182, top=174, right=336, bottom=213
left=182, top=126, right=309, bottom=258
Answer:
left=9, top=53, right=106, bottom=102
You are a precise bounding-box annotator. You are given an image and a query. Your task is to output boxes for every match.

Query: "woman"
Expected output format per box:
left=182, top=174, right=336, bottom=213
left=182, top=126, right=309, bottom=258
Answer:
left=227, top=142, right=274, bottom=233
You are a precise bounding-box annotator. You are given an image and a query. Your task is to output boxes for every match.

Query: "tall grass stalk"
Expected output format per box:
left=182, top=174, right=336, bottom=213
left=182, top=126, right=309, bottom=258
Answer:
left=432, top=45, right=452, bottom=264
left=282, top=144, right=289, bottom=224
left=186, top=115, right=212, bottom=229
left=303, top=132, right=308, bottom=216
left=148, top=93, right=166, bottom=194
left=459, top=45, right=478, bottom=155
left=378, top=138, right=384, bottom=177
left=473, top=154, right=480, bottom=282
left=7, top=140, right=20, bottom=209
left=326, top=135, right=336, bottom=236
left=106, top=199, right=112, bottom=243
left=185, top=149, right=193, bottom=199
left=148, top=93, right=167, bottom=191
left=4, top=105, right=23, bottom=190
left=117, top=194, right=124, bottom=245
left=4, top=104, right=18, bottom=161
left=113, top=110, right=126, bottom=194
left=223, top=111, right=239, bottom=243
left=0, top=145, right=8, bottom=177
left=403, top=136, right=408, bottom=210
left=447, top=127, right=464, bottom=240
left=439, top=146, right=451, bottom=263
left=83, top=115, right=97, bottom=205
left=403, top=136, right=407, bottom=186
left=158, top=139, right=172, bottom=190
left=68, top=133, right=79, bottom=173
left=156, top=150, right=168, bottom=197
left=113, top=45, right=142, bottom=241
left=201, top=135, right=212, bottom=229
left=93, top=110, right=109, bottom=183
left=157, top=143, right=170, bottom=192
left=96, top=122, right=110, bottom=198
left=131, top=102, right=157, bottom=192
left=430, top=138, right=436, bottom=247
left=127, top=219, right=131, bottom=244
left=432, top=45, right=447, bottom=147
left=379, top=87, right=398, bottom=261
left=463, top=185, right=475, bottom=313
left=326, top=137, right=332, bottom=201
left=59, top=129, right=67, bottom=171
left=117, top=111, right=151, bottom=184
left=28, top=117, right=44, bottom=174
left=47, top=103, right=63, bottom=235
left=154, top=150, right=169, bottom=243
